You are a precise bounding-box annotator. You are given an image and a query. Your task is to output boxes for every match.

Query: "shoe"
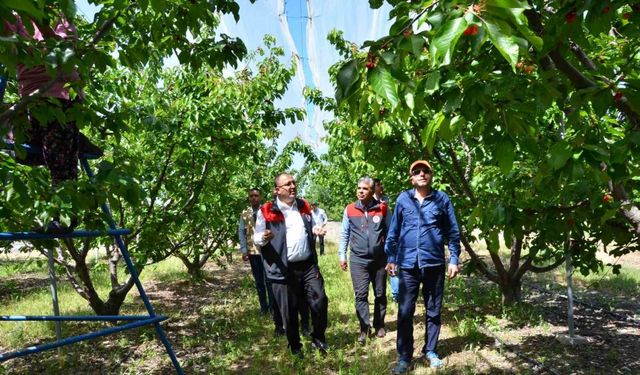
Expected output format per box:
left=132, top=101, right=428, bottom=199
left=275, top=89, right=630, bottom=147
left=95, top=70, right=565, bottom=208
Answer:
left=425, top=351, right=444, bottom=368
left=291, top=347, right=304, bottom=359
left=310, top=338, right=328, bottom=355
left=357, top=331, right=367, bottom=345
left=391, top=360, right=410, bottom=374
left=376, top=327, right=386, bottom=338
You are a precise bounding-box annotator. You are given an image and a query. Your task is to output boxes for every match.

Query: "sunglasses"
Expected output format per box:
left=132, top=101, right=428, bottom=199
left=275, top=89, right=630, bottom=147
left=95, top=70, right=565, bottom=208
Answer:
left=277, top=180, right=296, bottom=188
left=411, top=168, right=431, bottom=176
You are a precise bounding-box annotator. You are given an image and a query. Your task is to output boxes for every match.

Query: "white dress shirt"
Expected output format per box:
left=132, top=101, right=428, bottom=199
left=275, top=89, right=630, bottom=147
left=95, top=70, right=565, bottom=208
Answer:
left=254, top=198, right=311, bottom=262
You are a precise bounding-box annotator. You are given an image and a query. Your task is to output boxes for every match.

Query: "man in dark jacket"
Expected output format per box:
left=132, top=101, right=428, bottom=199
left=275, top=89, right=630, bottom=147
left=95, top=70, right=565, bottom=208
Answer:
left=253, top=172, right=329, bottom=358
left=338, top=176, right=390, bottom=344
left=385, top=160, right=462, bottom=374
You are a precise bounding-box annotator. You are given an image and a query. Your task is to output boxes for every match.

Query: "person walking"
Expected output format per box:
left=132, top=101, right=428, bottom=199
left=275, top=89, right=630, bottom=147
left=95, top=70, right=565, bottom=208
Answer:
left=253, top=173, right=329, bottom=358
left=311, top=202, right=328, bottom=255
left=238, top=189, right=275, bottom=316
left=374, top=178, right=398, bottom=303
left=338, top=176, right=390, bottom=344
left=385, top=160, right=462, bottom=373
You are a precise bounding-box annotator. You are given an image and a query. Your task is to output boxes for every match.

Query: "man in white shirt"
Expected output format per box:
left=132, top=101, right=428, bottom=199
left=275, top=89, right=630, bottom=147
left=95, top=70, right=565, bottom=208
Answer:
left=253, top=173, right=329, bottom=358
left=311, top=202, right=328, bottom=255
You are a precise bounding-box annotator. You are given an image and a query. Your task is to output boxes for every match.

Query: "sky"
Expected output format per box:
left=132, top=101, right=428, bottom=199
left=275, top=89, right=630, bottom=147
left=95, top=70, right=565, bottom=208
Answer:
left=77, top=0, right=394, bottom=167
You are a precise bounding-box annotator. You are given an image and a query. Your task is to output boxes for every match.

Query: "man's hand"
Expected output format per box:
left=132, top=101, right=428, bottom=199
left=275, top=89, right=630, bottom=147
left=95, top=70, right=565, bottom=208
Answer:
left=242, top=254, right=249, bottom=262
left=447, top=263, right=460, bottom=279
left=340, top=260, right=348, bottom=271
left=313, top=226, right=326, bottom=236
left=385, top=263, right=397, bottom=276
left=262, top=229, right=273, bottom=242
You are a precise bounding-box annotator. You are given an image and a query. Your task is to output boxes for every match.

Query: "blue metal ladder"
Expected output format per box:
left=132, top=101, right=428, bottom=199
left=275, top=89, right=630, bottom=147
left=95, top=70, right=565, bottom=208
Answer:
left=0, top=77, right=184, bottom=374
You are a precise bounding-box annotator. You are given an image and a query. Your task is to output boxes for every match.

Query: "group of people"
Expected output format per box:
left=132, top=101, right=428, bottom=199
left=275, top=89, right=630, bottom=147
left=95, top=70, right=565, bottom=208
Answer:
left=237, top=160, right=462, bottom=374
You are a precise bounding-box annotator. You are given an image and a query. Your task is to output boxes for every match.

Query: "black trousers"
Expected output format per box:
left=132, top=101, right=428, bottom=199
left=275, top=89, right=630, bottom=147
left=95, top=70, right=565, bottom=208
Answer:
left=268, top=280, right=309, bottom=331
left=248, top=255, right=270, bottom=313
left=396, top=265, right=445, bottom=362
left=318, top=235, right=325, bottom=255
left=270, top=258, right=328, bottom=351
left=349, top=259, right=387, bottom=331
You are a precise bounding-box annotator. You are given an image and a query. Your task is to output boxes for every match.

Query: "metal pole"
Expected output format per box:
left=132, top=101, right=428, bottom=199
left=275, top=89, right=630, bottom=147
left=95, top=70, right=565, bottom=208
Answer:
left=564, top=231, right=575, bottom=345
left=47, top=247, right=62, bottom=342
left=80, top=158, right=184, bottom=375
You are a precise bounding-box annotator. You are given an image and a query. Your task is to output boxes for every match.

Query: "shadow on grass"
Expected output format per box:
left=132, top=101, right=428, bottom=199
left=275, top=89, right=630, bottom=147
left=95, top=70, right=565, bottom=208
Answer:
left=513, top=330, right=640, bottom=375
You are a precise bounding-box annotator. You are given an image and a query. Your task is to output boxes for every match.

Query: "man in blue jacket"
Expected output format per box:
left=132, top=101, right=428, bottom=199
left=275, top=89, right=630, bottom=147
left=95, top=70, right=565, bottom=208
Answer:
left=385, top=160, right=461, bottom=374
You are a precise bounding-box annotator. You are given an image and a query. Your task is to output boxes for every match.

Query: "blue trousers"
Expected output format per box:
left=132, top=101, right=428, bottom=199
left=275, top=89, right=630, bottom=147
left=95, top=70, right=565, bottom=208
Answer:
left=390, top=275, right=399, bottom=298
left=248, top=254, right=270, bottom=313
left=396, top=265, right=445, bottom=362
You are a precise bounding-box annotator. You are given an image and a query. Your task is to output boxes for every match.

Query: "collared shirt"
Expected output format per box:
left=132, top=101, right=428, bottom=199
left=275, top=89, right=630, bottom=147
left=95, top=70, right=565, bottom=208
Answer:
left=311, top=208, right=328, bottom=228
left=374, top=193, right=390, bottom=203
left=254, top=197, right=311, bottom=262
left=238, top=206, right=259, bottom=255
left=385, top=188, right=461, bottom=268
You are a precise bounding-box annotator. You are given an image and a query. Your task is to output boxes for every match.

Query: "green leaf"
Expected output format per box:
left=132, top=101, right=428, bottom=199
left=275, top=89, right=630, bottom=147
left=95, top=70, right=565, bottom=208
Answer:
left=548, top=141, right=573, bottom=169
left=368, top=67, right=399, bottom=109
left=372, top=121, right=393, bottom=138
left=2, top=0, right=44, bottom=19
left=482, top=18, right=520, bottom=69
left=404, top=92, right=415, bottom=110
left=485, top=0, right=529, bottom=8
left=410, top=35, right=425, bottom=56
left=150, top=0, right=165, bottom=13
left=421, top=112, right=445, bottom=153
left=335, top=60, right=360, bottom=104
left=424, top=71, right=441, bottom=94
left=496, top=141, right=515, bottom=174
left=487, top=231, right=500, bottom=253
left=430, top=17, right=467, bottom=66
left=368, top=0, right=384, bottom=9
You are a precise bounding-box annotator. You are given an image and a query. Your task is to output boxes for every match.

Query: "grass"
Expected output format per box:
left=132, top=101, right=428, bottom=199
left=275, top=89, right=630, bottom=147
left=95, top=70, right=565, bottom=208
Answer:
left=0, top=240, right=638, bottom=374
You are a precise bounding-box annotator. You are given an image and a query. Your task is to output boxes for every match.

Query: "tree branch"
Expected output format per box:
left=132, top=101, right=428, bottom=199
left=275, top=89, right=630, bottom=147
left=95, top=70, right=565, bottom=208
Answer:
left=460, top=234, right=499, bottom=283
left=508, top=236, right=523, bottom=278
left=528, top=256, right=565, bottom=273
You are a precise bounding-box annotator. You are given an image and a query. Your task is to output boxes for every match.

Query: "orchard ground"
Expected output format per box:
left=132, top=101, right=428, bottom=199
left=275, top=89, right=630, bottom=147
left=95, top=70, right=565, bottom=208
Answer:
left=0, top=222, right=639, bottom=374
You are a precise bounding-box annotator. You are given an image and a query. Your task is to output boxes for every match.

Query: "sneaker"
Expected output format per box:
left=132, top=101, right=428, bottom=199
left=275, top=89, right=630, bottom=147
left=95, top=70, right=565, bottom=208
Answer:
left=357, top=331, right=367, bottom=345
left=425, top=351, right=444, bottom=368
left=391, top=360, right=410, bottom=374
left=376, top=327, right=386, bottom=338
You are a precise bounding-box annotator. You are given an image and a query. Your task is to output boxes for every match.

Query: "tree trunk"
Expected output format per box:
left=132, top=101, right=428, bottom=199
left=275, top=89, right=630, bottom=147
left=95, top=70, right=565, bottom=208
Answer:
left=499, top=278, right=522, bottom=305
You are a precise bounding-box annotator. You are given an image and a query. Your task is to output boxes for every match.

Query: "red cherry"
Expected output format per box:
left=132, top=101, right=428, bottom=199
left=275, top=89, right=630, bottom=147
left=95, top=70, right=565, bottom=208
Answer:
left=623, top=12, right=632, bottom=20
left=516, top=61, right=524, bottom=69
left=602, top=6, right=610, bottom=13
left=463, top=24, right=479, bottom=36
left=603, top=194, right=614, bottom=203
left=567, top=218, right=575, bottom=226
left=379, top=108, right=386, bottom=116
left=523, top=65, right=535, bottom=74
left=613, top=92, right=624, bottom=102
left=402, top=29, right=413, bottom=38
left=366, top=61, right=376, bottom=69
left=565, top=11, right=578, bottom=24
